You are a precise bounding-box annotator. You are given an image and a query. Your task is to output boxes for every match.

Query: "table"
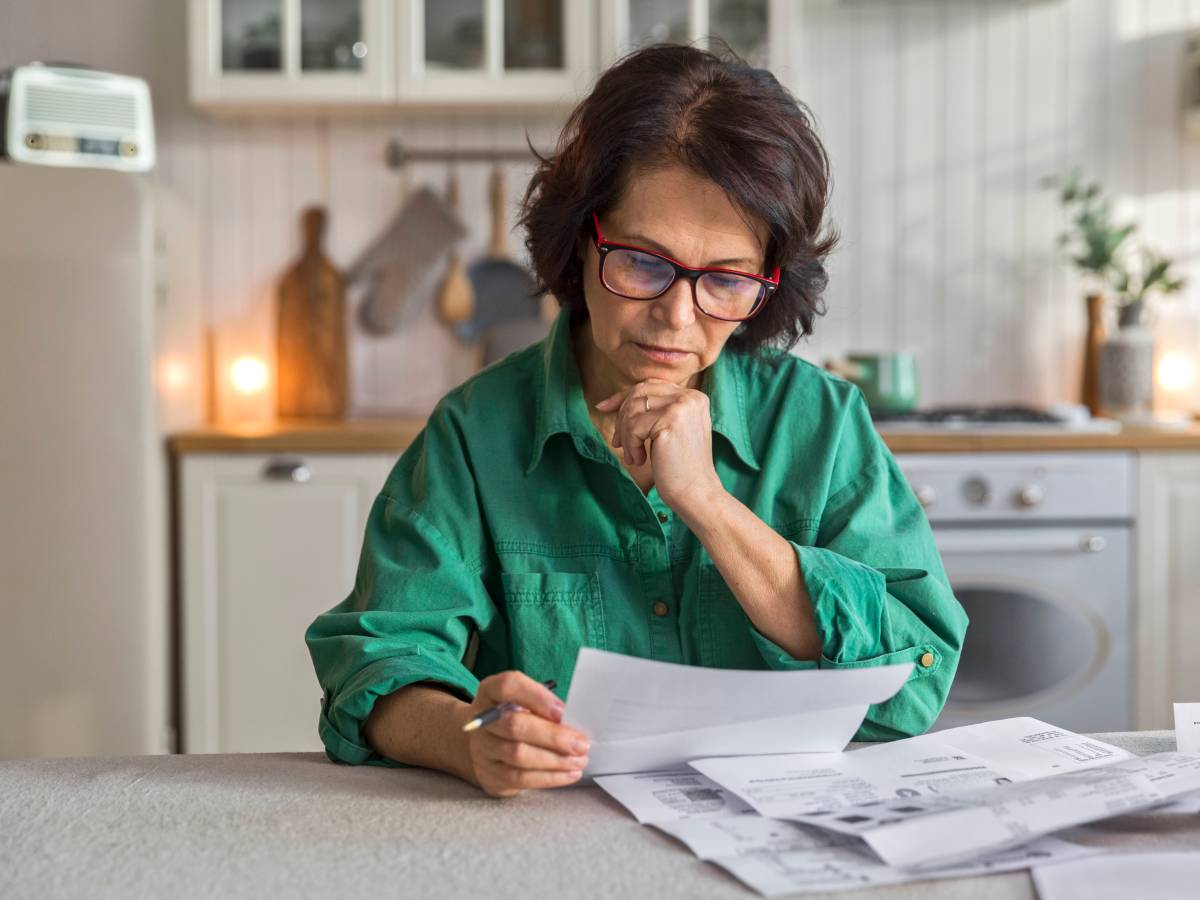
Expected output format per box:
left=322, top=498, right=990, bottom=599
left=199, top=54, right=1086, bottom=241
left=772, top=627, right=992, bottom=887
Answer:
left=1, top=732, right=1196, bottom=899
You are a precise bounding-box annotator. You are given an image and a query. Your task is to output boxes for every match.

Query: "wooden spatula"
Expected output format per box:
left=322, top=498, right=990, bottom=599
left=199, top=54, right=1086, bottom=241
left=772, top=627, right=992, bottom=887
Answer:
left=436, top=168, right=474, bottom=326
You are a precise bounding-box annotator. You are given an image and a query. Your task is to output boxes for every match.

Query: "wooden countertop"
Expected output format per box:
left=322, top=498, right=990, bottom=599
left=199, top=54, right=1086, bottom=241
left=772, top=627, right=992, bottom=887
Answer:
left=168, top=417, right=1200, bottom=454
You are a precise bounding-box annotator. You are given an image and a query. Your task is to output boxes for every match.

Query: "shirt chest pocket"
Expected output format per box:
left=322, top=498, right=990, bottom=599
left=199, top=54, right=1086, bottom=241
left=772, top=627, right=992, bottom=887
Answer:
left=499, top=571, right=608, bottom=686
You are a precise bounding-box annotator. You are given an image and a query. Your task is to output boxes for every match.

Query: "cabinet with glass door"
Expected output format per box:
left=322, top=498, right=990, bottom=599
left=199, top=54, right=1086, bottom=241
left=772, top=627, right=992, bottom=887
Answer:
left=597, top=0, right=796, bottom=81
left=395, top=0, right=595, bottom=108
left=189, top=0, right=392, bottom=109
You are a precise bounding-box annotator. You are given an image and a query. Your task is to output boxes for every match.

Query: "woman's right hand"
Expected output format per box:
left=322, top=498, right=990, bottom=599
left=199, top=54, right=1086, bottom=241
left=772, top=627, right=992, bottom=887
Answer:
left=461, top=671, right=590, bottom=798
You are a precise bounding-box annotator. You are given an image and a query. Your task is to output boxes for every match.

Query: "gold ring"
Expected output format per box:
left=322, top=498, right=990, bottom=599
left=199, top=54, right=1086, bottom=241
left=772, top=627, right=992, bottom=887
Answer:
left=644, top=396, right=651, bottom=412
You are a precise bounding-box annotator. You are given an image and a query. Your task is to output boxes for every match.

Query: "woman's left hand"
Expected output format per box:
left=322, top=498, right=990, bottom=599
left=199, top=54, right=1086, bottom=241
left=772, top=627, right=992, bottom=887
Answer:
left=593, top=377, right=725, bottom=517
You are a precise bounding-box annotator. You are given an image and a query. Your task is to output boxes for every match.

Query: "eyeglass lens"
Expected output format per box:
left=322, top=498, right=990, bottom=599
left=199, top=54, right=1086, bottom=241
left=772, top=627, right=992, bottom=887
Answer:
left=603, top=248, right=764, bottom=319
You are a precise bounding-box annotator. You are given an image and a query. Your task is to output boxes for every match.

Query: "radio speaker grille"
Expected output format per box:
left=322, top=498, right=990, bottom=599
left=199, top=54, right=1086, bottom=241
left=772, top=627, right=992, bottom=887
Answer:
left=25, top=85, right=138, bottom=130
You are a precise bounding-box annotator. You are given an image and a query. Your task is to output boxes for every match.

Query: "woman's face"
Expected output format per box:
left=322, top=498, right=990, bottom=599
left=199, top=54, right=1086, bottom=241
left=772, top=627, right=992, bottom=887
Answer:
left=578, top=162, right=770, bottom=390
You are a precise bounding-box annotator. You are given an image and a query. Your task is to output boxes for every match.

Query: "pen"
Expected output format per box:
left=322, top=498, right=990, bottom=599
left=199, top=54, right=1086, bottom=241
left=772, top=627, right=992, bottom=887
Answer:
left=461, top=679, right=558, bottom=732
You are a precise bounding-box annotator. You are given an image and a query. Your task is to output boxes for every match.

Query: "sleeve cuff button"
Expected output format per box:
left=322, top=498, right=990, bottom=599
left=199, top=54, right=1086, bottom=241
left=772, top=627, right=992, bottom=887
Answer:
left=919, top=651, right=935, bottom=668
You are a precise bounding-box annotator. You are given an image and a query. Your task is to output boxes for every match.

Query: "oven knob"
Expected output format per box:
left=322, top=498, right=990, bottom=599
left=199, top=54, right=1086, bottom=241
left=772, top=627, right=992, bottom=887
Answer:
left=962, top=477, right=991, bottom=506
left=1016, top=483, right=1044, bottom=508
left=914, top=484, right=936, bottom=508
left=1081, top=535, right=1106, bottom=553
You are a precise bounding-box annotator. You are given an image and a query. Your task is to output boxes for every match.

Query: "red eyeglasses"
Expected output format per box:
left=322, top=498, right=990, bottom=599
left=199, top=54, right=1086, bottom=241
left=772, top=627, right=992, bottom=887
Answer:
left=591, top=212, right=779, bottom=322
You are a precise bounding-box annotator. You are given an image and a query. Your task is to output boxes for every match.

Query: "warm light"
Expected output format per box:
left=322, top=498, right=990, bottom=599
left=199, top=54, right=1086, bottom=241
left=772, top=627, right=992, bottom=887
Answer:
left=1157, top=352, right=1197, bottom=393
left=230, top=356, right=269, bottom=394
left=158, top=358, right=189, bottom=391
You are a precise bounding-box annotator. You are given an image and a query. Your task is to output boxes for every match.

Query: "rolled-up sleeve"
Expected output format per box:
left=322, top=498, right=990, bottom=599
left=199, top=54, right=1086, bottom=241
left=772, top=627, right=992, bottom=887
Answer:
left=304, top=401, right=500, bottom=766
left=749, top=388, right=968, bottom=740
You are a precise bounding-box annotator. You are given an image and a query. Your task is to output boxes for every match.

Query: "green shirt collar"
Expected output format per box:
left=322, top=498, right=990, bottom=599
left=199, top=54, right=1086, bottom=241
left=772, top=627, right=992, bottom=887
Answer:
left=527, top=307, right=761, bottom=475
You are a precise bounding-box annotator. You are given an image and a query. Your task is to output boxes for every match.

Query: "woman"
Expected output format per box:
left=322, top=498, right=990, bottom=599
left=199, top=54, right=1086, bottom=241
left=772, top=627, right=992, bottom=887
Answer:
left=306, top=44, right=967, bottom=798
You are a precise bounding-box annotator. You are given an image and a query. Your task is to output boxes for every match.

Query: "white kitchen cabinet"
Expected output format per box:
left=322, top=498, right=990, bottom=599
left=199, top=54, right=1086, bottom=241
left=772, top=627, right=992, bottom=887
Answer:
left=1136, top=452, right=1200, bottom=729
left=189, top=0, right=394, bottom=109
left=394, top=0, right=596, bottom=108
left=597, top=0, right=797, bottom=80
left=190, top=0, right=594, bottom=111
left=179, top=452, right=394, bottom=752
left=191, top=1, right=798, bottom=112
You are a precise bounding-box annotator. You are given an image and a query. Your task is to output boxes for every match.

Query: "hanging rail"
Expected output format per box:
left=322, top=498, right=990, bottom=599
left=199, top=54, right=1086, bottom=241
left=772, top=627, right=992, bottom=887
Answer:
left=385, top=139, right=544, bottom=170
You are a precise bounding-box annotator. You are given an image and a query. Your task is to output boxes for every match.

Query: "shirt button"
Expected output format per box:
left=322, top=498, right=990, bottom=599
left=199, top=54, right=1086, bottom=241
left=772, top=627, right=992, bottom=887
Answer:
left=652, top=601, right=669, bottom=617
left=657, top=512, right=669, bottom=524
left=919, top=651, right=935, bottom=668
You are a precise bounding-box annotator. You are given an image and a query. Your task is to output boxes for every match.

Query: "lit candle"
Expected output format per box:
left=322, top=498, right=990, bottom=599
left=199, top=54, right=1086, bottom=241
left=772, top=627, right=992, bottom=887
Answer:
left=222, top=353, right=273, bottom=426
left=230, top=356, right=269, bottom=394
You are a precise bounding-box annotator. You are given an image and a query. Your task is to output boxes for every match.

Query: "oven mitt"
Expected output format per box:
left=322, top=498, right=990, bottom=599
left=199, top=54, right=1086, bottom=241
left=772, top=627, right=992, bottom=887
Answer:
left=347, top=185, right=468, bottom=335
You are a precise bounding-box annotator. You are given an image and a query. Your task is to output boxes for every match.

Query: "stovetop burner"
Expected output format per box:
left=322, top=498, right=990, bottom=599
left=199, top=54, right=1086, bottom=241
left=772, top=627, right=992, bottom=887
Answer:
left=870, top=404, right=1122, bottom=432
left=871, top=405, right=1067, bottom=425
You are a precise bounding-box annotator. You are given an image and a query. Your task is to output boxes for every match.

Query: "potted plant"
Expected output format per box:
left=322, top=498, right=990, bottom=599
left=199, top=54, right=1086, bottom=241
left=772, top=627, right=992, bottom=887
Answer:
left=1043, top=169, right=1187, bottom=423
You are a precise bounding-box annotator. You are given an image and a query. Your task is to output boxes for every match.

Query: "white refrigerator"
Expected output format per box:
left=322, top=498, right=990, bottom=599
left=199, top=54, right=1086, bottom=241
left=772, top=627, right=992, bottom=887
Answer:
left=0, top=163, right=203, bottom=758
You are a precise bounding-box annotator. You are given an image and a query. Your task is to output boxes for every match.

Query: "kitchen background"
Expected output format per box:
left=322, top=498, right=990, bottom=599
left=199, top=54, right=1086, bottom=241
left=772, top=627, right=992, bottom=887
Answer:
left=4, top=0, right=1200, bottom=762
left=6, top=0, right=1200, bottom=418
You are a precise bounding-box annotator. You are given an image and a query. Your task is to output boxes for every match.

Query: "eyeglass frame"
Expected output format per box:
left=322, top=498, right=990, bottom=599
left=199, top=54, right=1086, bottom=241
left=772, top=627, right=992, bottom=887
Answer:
left=590, top=212, right=780, bottom=322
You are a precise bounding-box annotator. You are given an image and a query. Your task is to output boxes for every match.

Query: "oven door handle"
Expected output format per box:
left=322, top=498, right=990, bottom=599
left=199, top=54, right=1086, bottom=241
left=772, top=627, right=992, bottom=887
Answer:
left=935, top=534, right=1107, bottom=555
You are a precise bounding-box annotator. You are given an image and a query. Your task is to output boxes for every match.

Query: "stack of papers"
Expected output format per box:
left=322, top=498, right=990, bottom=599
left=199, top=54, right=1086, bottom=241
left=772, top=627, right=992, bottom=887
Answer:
left=566, top=651, right=1200, bottom=896
left=594, top=767, right=1098, bottom=896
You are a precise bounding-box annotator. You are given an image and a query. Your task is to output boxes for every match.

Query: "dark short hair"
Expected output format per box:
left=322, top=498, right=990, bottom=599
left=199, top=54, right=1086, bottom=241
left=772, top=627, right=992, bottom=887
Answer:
left=518, top=42, right=839, bottom=354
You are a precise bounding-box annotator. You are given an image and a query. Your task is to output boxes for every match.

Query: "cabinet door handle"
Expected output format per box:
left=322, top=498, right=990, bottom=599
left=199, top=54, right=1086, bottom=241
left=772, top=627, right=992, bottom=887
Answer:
left=262, top=459, right=312, bottom=483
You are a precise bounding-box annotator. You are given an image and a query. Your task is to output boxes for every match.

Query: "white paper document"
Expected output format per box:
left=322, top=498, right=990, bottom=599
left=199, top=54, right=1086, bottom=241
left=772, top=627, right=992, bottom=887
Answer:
left=592, top=769, right=756, bottom=823
left=593, top=765, right=1096, bottom=896
left=1031, top=852, right=1200, bottom=900
left=930, top=717, right=1136, bottom=777
left=789, top=752, right=1200, bottom=870
left=706, top=833, right=1096, bottom=897
left=688, top=718, right=1134, bottom=821
left=691, top=739, right=1008, bottom=818
left=562, top=648, right=912, bottom=775
left=1174, top=702, right=1200, bottom=754
left=1150, top=789, right=1200, bottom=814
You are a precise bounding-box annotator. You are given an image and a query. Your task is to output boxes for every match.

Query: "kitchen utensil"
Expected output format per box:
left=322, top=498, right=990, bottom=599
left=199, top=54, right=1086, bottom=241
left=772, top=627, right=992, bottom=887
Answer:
left=435, top=167, right=475, bottom=326
left=456, top=164, right=542, bottom=343
left=277, top=206, right=348, bottom=419
left=824, top=352, right=919, bottom=415
left=349, top=185, right=467, bottom=335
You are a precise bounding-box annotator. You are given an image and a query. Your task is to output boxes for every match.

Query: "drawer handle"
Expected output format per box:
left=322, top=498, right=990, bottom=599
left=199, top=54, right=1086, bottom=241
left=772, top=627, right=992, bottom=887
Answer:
left=936, top=535, right=1107, bottom=555
left=262, top=459, right=311, bottom=483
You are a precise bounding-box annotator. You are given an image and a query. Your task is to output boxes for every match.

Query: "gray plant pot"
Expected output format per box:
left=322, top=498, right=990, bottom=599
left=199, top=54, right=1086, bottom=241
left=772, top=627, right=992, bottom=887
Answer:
left=1098, top=323, right=1155, bottom=423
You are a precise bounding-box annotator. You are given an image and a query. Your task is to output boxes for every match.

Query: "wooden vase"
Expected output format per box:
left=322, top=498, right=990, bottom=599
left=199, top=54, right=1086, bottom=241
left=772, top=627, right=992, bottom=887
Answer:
left=1082, top=293, right=1106, bottom=417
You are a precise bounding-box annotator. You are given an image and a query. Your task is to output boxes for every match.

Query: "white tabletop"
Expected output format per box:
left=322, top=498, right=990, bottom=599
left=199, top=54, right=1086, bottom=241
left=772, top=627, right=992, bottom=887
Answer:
left=0, top=731, right=1196, bottom=900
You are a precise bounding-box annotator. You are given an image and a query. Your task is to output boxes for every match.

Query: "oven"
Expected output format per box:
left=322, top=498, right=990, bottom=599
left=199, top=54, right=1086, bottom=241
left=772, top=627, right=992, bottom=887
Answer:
left=894, top=452, right=1135, bottom=733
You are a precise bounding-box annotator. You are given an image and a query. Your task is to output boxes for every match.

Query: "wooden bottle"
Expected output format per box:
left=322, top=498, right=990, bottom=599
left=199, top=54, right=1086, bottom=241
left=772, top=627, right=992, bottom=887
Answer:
left=1082, top=292, right=1106, bottom=417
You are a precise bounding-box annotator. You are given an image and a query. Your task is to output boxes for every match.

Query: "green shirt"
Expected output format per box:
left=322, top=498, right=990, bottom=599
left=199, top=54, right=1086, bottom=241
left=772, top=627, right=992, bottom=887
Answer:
left=305, top=308, right=968, bottom=766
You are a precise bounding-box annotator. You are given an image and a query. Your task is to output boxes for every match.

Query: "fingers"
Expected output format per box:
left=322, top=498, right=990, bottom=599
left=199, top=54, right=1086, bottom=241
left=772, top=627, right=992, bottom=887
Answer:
left=466, top=674, right=590, bottom=797
left=486, top=709, right=590, bottom=756
left=603, top=384, right=667, bottom=464
left=476, top=762, right=585, bottom=798
left=614, top=387, right=677, bottom=466
left=476, top=671, right=563, bottom=722
left=476, top=728, right=589, bottom=772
